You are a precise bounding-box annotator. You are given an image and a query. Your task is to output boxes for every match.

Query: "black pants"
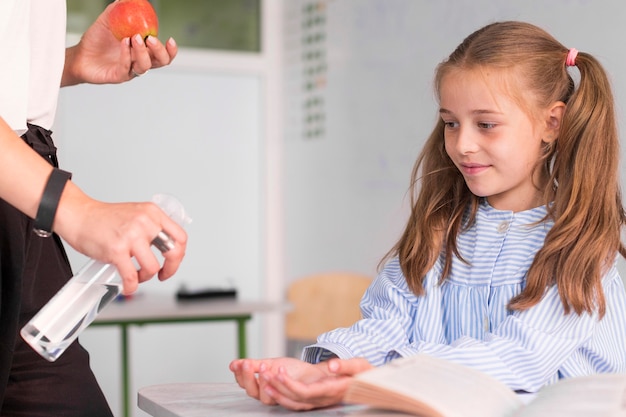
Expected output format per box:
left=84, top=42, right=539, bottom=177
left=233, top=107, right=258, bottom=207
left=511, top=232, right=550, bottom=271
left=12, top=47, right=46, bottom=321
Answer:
left=0, top=125, right=113, bottom=417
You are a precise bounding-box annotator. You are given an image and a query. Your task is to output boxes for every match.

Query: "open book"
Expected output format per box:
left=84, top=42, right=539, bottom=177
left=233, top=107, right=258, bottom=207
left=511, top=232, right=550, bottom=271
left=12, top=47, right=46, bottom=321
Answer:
left=343, top=354, right=626, bottom=417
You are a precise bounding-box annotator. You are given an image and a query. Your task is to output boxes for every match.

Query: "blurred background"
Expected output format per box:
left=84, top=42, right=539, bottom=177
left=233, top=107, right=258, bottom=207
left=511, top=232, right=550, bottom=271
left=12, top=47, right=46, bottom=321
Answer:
left=56, top=1, right=626, bottom=416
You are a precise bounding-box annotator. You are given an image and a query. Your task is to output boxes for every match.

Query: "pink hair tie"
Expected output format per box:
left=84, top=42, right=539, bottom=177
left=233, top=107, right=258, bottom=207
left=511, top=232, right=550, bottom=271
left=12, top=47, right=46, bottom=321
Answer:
left=566, top=48, right=578, bottom=67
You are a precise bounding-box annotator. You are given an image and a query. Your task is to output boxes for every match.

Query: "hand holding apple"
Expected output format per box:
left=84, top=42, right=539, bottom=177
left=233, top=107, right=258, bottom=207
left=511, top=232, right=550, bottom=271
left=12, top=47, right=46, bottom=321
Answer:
left=61, top=0, right=176, bottom=86
left=109, top=0, right=159, bottom=41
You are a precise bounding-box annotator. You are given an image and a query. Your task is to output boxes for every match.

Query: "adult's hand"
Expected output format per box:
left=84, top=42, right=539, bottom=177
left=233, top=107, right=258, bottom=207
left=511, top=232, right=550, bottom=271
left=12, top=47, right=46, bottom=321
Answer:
left=54, top=183, right=187, bottom=294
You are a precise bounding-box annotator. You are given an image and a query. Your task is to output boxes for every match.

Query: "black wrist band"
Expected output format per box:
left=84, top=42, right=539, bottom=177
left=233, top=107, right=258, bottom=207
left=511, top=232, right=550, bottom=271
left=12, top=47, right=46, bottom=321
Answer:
left=33, top=168, right=72, bottom=238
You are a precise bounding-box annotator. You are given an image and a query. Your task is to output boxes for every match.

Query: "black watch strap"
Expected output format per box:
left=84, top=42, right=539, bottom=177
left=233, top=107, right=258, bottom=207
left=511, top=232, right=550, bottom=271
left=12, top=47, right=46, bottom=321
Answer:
left=33, top=168, right=72, bottom=237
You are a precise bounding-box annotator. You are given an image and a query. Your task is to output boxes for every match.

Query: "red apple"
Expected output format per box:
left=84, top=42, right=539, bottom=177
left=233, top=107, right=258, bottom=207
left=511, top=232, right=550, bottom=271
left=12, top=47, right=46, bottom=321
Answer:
left=108, top=0, right=159, bottom=41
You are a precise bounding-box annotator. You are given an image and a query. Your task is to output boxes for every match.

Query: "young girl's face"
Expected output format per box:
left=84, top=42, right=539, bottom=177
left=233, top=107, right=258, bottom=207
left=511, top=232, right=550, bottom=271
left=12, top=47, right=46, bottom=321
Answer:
left=440, top=69, right=555, bottom=212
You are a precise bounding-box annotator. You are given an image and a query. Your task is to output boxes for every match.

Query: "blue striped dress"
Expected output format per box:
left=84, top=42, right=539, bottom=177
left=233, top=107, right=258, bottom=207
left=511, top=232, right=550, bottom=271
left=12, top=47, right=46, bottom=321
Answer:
left=302, top=200, right=626, bottom=392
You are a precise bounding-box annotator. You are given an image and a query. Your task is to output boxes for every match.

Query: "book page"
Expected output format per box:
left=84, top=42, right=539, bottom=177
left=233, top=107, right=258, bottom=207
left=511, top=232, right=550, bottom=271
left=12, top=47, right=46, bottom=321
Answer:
left=516, top=373, right=626, bottom=417
left=344, top=354, right=523, bottom=417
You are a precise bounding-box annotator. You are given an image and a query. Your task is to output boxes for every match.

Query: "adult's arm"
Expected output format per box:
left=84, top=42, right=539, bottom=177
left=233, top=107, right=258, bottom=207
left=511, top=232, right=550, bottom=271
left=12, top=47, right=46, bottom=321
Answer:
left=0, top=118, right=187, bottom=293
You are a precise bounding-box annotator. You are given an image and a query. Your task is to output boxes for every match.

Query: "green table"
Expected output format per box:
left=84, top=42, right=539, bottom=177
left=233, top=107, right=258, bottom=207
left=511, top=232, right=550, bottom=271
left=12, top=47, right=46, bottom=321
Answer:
left=92, top=294, right=279, bottom=417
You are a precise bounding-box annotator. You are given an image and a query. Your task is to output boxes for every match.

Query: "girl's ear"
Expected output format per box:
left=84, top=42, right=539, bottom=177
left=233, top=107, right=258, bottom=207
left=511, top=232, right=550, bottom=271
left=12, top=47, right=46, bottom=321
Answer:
left=543, top=101, right=566, bottom=143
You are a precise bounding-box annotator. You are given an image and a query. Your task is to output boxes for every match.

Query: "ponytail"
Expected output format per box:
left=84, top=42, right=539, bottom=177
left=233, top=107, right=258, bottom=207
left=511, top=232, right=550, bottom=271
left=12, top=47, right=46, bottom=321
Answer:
left=511, top=51, right=626, bottom=317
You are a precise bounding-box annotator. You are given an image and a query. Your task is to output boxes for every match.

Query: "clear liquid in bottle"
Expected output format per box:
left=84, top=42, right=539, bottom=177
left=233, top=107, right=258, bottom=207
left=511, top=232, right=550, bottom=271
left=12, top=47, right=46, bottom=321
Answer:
left=21, top=260, right=121, bottom=362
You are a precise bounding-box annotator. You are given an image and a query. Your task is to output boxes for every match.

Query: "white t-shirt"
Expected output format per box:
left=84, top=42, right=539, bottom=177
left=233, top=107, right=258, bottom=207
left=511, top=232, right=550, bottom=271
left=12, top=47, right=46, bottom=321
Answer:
left=0, top=0, right=66, bottom=135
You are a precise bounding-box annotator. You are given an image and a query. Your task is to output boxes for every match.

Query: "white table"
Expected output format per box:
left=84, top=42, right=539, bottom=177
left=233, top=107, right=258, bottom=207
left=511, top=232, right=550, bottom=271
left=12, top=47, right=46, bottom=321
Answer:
left=138, top=383, right=403, bottom=417
left=92, top=295, right=280, bottom=417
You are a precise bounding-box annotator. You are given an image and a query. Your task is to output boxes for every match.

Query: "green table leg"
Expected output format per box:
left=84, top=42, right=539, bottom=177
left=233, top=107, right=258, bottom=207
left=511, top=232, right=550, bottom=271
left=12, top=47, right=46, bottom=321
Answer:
left=93, top=314, right=251, bottom=416
left=121, top=324, right=130, bottom=417
left=236, top=317, right=247, bottom=358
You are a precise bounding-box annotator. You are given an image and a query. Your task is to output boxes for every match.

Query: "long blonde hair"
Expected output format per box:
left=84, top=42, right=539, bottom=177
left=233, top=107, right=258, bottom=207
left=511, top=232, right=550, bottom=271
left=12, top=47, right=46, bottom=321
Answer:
left=384, top=21, right=626, bottom=317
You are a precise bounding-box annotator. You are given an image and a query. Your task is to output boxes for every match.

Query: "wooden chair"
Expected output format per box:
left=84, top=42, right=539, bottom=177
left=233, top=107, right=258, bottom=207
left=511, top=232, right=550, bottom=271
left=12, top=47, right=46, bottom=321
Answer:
left=285, top=272, right=372, bottom=357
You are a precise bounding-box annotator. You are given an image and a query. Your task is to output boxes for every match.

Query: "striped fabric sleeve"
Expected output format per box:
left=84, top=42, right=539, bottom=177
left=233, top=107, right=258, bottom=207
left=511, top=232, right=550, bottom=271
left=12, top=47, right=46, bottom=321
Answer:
left=396, top=286, right=599, bottom=392
left=302, top=261, right=430, bottom=365
left=302, top=263, right=626, bottom=392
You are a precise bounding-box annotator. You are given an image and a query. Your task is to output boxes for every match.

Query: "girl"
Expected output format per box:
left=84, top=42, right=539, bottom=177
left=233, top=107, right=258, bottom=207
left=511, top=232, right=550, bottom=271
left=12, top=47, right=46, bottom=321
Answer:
left=230, top=21, right=626, bottom=410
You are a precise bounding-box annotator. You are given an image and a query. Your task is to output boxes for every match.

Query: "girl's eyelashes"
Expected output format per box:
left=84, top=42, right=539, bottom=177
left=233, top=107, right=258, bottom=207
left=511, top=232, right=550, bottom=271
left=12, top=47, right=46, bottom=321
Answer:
left=442, top=120, right=459, bottom=128
left=442, top=120, right=497, bottom=129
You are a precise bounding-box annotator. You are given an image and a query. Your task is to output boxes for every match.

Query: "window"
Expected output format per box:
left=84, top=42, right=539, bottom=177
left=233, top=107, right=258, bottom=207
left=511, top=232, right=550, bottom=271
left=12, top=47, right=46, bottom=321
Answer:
left=67, top=0, right=261, bottom=52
